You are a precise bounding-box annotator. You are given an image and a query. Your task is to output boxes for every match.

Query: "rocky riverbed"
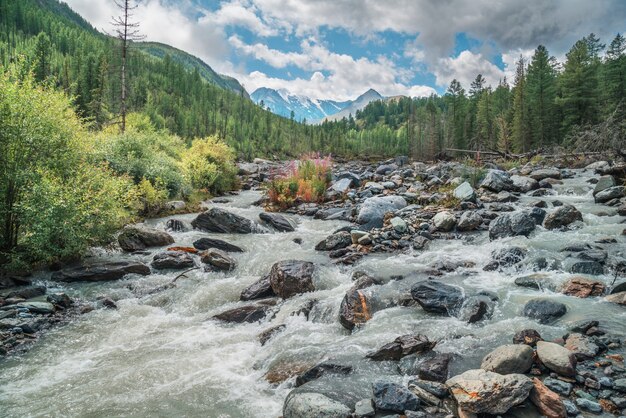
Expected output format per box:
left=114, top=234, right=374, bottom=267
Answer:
left=1, top=157, right=626, bottom=417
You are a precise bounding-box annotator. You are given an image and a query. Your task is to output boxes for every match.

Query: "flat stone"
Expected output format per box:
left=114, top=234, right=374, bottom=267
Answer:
left=561, top=277, right=605, bottom=298
left=16, top=301, right=55, bottom=314
left=118, top=227, right=174, bottom=251
left=543, top=377, right=573, bottom=396
left=564, top=333, right=600, bottom=360
left=241, top=275, right=275, bottom=301
left=529, top=377, right=566, bottom=418
left=536, top=341, right=577, bottom=377
left=522, top=299, right=567, bottom=324
left=454, top=181, right=476, bottom=201
left=212, top=304, right=270, bottom=323
left=201, top=249, right=236, bottom=271
left=367, top=334, right=436, bottom=361
left=283, top=392, right=351, bottom=418
left=481, top=344, right=534, bottom=374
left=259, top=212, right=296, bottom=232
left=151, top=251, right=195, bottom=270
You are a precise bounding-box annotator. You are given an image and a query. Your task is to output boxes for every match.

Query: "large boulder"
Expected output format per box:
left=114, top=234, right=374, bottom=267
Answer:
left=446, top=369, right=533, bottom=415
left=118, top=227, right=174, bottom=251
left=357, top=196, right=407, bottom=229
left=536, top=341, right=577, bottom=376
left=201, top=249, right=236, bottom=271
left=283, top=392, right=351, bottom=418
left=593, top=175, right=616, bottom=196
left=151, top=251, right=195, bottom=270
left=339, top=276, right=377, bottom=330
left=511, top=175, right=539, bottom=192
left=454, top=181, right=476, bottom=201
left=457, top=211, right=482, bottom=231
left=240, top=275, right=275, bottom=301
left=529, top=378, right=567, bottom=418
left=50, top=261, right=150, bottom=282
left=489, top=212, right=536, bottom=240
left=372, top=382, right=420, bottom=413
left=329, top=178, right=354, bottom=194
left=418, top=353, right=453, bottom=383
left=259, top=212, right=296, bottom=232
left=561, top=276, right=605, bottom=298
left=529, top=168, right=561, bottom=181
left=480, top=344, right=534, bottom=374
left=411, top=280, right=464, bottom=315
left=543, top=205, right=583, bottom=229
left=192, top=208, right=259, bottom=233
left=564, top=333, right=600, bottom=360
left=595, top=186, right=626, bottom=203
left=480, top=170, right=514, bottom=192
left=193, top=237, right=244, bottom=253
left=522, top=299, right=567, bottom=324
left=367, top=334, right=436, bottom=361
left=315, top=232, right=352, bottom=251
left=269, top=260, right=315, bottom=299
left=432, top=211, right=456, bottom=232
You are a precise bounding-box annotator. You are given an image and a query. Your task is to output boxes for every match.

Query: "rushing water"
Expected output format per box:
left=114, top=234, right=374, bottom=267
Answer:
left=1, top=170, right=625, bottom=417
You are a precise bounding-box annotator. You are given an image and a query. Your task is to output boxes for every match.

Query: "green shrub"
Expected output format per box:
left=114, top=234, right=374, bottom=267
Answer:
left=180, top=135, right=238, bottom=195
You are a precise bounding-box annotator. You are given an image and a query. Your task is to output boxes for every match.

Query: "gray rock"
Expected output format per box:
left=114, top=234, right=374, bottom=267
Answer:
left=192, top=208, right=260, bottom=233
left=593, top=175, right=616, bottom=196
left=574, top=398, right=602, bottom=413
left=269, top=260, right=315, bottom=299
left=240, top=275, right=275, bottom=301
left=446, top=369, right=533, bottom=414
left=480, top=170, right=514, bottom=192
left=511, top=175, right=539, bottom=192
left=283, top=392, right=352, bottom=418
left=489, top=212, right=536, bottom=240
left=373, top=381, right=420, bottom=413
left=193, top=238, right=244, bottom=252
left=165, top=218, right=192, bottom=232
left=213, top=304, right=270, bottom=323
left=5, top=285, right=46, bottom=300
left=543, top=377, right=573, bottom=396
left=238, top=162, right=259, bottom=174
left=595, top=186, right=625, bottom=203
left=376, top=164, right=398, bottom=175
left=411, top=280, right=464, bottom=315
left=529, top=168, right=561, bottom=181
left=458, top=296, right=494, bottom=323
left=295, top=363, right=353, bottom=387
left=151, top=251, right=195, bottom=270
left=354, top=399, right=375, bottom=417
left=199, top=248, right=235, bottom=270
left=259, top=212, right=296, bottom=232
left=418, top=353, right=452, bottom=383
left=562, top=399, right=579, bottom=416
left=522, top=299, right=567, bottom=324
left=543, top=205, right=583, bottom=229
left=614, top=378, right=626, bottom=393
left=390, top=217, right=408, bottom=233
left=454, top=181, right=476, bottom=201
left=432, top=211, right=456, bottom=232
left=481, top=344, right=534, bottom=374
left=330, top=178, right=354, bottom=194
left=536, top=341, right=577, bottom=376
left=118, top=227, right=174, bottom=251
left=367, top=334, right=436, bottom=361
left=339, top=276, right=378, bottom=330
left=16, top=301, right=55, bottom=314
left=569, top=261, right=604, bottom=275
left=564, top=333, right=600, bottom=360
left=357, top=196, right=407, bottom=230
left=316, top=231, right=352, bottom=251
left=457, top=211, right=482, bottom=231
left=50, top=261, right=151, bottom=282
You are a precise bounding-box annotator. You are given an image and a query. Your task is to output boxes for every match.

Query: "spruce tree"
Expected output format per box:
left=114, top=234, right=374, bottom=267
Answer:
left=511, top=56, right=531, bottom=152
left=526, top=45, right=557, bottom=148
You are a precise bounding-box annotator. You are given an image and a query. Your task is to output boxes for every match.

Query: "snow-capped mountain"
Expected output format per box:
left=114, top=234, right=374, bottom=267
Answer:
left=323, top=89, right=384, bottom=122
left=250, top=87, right=382, bottom=123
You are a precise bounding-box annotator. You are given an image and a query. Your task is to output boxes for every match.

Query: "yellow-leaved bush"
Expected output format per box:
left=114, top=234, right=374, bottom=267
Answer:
left=180, top=136, right=238, bottom=195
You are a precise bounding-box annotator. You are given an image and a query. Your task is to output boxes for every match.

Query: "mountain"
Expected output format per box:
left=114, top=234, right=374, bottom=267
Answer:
left=323, top=89, right=384, bottom=122
left=137, top=42, right=248, bottom=96
left=250, top=88, right=350, bottom=122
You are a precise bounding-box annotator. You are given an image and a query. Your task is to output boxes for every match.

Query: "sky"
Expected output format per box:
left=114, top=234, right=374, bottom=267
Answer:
left=64, top=0, right=626, bottom=101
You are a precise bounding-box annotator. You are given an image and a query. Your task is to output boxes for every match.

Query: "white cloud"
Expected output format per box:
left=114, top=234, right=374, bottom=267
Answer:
left=433, top=50, right=505, bottom=89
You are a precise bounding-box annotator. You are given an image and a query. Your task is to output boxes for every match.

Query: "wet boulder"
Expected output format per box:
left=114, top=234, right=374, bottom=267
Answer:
left=543, top=205, right=583, bottom=229
left=458, top=296, right=494, bottom=323
left=511, top=175, right=539, bottom=192
left=372, top=381, right=420, bottom=413
left=564, top=333, right=600, bottom=360
left=418, top=353, right=452, bottom=383
left=529, top=168, right=561, bottom=181
left=357, top=196, right=407, bottom=230
left=295, top=362, right=352, bottom=387
left=491, top=246, right=526, bottom=268
left=258, top=324, right=286, bottom=346
left=16, top=301, right=55, bottom=314
left=51, top=261, right=151, bottom=282
left=315, top=231, right=352, bottom=251
left=165, top=218, right=192, bottom=232
left=193, top=238, right=244, bottom=253
left=606, top=291, right=626, bottom=305
left=259, top=212, right=296, bottom=232
left=432, top=211, right=456, bottom=232
left=457, top=211, right=482, bottom=232
left=151, top=251, right=195, bottom=270
left=561, top=276, right=605, bottom=298
left=595, top=186, right=625, bottom=203
left=593, top=175, right=616, bottom=197
left=283, top=392, right=351, bottom=418
left=192, top=207, right=259, bottom=233
left=5, top=285, right=46, bottom=300
left=212, top=304, right=270, bottom=323
left=339, top=276, right=378, bottom=330
left=118, top=227, right=174, bottom=251
left=536, top=341, right=577, bottom=376
left=367, top=334, right=436, bottom=361
left=568, top=261, right=604, bottom=275
left=240, top=275, right=275, bottom=301
left=201, top=249, right=236, bottom=271
left=488, top=212, right=536, bottom=240
left=47, top=292, right=73, bottom=308
left=480, top=170, right=514, bottom=193
left=411, top=280, right=464, bottom=315
left=481, top=344, right=534, bottom=374
left=522, top=299, right=567, bottom=324
left=269, top=260, right=315, bottom=299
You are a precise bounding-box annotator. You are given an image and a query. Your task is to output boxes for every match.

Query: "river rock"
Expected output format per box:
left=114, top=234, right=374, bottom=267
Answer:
left=543, top=377, right=573, bottom=396
left=530, top=168, right=561, bottom=181
left=458, top=296, right=494, bottom=323
left=339, top=276, right=378, bottom=330
left=118, top=227, right=174, bottom=251
left=564, top=333, right=600, bottom=360
left=192, top=208, right=259, bottom=233
left=258, top=324, right=286, bottom=345
left=480, top=170, right=514, bottom=193
left=561, top=277, right=605, bottom=298
left=575, top=398, right=602, bottom=413
left=259, top=212, right=296, bottom=232
left=433, top=211, right=456, bottom=232
left=367, top=334, right=436, bottom=361
left=511, top=175, right=539, bottom=192
left=454, top=182, right=476, bottom=201
left=489, top=212, right=536, bottom=240
left=536, top=341, right=577, bottom=376
left=513, top=329, right=543, bottom=346
left=522, top=299, right=567, bottom=324
left=201, top=249, right=236, bottom=271
left=418, top=353, right=452, bottom=382
left=193, top=238, right=244, bottom=253
left=357, top=196, right=407, bottom=229
left=595, top=186, right=625, bottom=203
left=411, top=280, right=464, bottom=315
left=50, top=261, right=151, bottom=282
left=241, top=275, right=275, bottom=301
left=295, top=362, right=352, bottom=387
left=390, top=217, right=408, bottom=233
left=283, top=392, right=351, bottom=418
left=354, top=399, right=375, bottom=417
left=213, top=304, right=270, bottom=323
left=606, top=291, right=626, bottom=305
left=5, top=285, right=46, bottom=300
left=543, top=205, right=583, bottom=230
left=269, top=260, right=315, bottom=299
left=446, top=369, right=533, bottom=415
left=529, top=377, right=566, bottom=418
left=569, top=261, right=603, bottom=275
left=373, top=381, right=420, bottom=413
left=457, top=211, right=482, bottom=231
left=151, top=251, right=195, bottom=270
left=593, top=175, right=616, bottom=196
left=16, top=301, right=55, bottom=314
left=47, top=292, right=73, bottom=308
left=316, top=231, right=352, bottom=251
left=481, top=344, right=534, bottom=374
left=165, top=218, right=192, bottom=232
left=330, top=178, right=354, bottom=194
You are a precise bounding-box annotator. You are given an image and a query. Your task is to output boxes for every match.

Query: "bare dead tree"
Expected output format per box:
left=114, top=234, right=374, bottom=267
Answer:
left=111, top=0, right=144, bottom=133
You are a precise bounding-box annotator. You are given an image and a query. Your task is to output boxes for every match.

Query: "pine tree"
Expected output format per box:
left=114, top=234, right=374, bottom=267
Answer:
left=475, top=87, right=494, bottom=151
left=33, top=31, right=52, bottom=82
left=603, top=33, right=626, bottom=115
left=445, top=79, right=466, bottom=149
left=511, top=56, right=531, bottom=152
left=526, top=45, right=557, bottom=148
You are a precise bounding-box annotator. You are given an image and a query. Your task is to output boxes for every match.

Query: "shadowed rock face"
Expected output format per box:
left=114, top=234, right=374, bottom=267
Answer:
left=411, top=280, right=464, bottom=315
left=50, top=261, right=151, bottom=282
left=269, top=260, right=316, bottom=299
left=192, top=207, right=259, bottom=233
left=212, top=304, right=270, bottom=323
left=118, top=227, right=174, bottom=251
